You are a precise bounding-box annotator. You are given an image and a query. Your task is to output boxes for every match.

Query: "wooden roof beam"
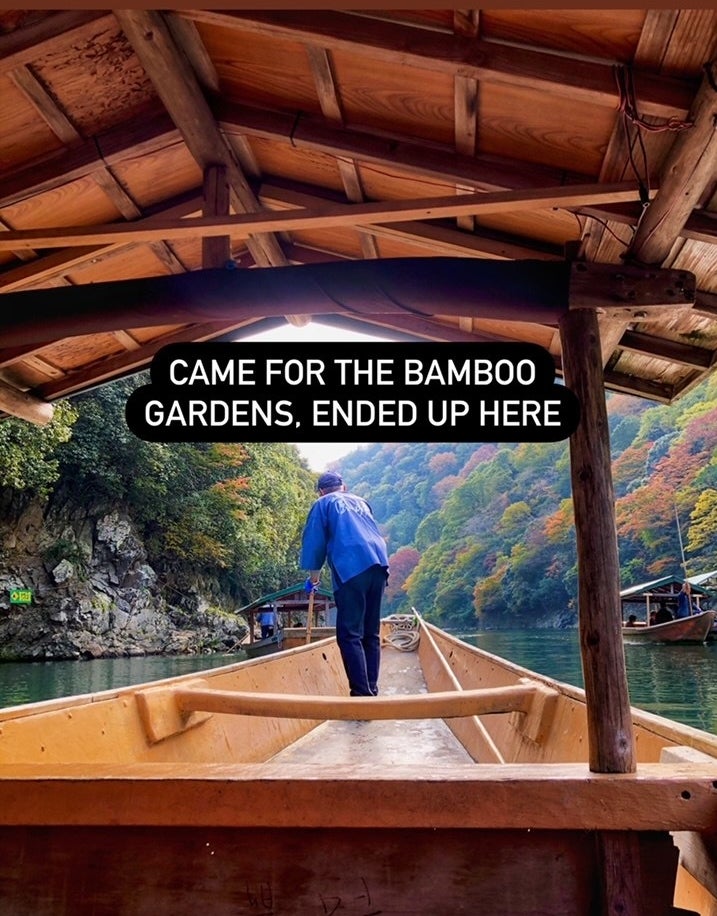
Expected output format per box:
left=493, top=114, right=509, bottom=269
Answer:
left=0, top=378, right=53, bottom=425
left=579, top=204, right=717, bottom=247
left=185, top=10, right=696, bottom=119
left=112, top=11, right=281, bottom=270
left=0, top=261, right=695, bottom=355
left=114, top=10, right=312, bottom=327
left=0, top=98, right=578, bottom=212
left=0, top=191, right=206, bottom=294
left=30, top=318, right=267, bottom=403
left=7, top=64, right=80, bottom=145
left=0, top=113, right=179, bottom=210
left=626, top=59, right=717, bottom=267
left=215, top=98, right=590, bottom=193
left=694, top=288, right=717, bottom=319
left=304, top=43, right=379, bottom=259
left=600, top=369, right=675, bottom=403
left=257, top=180, right=563, bottom=261
left=0, top=182, right=659, bottom=251
left=617, top=329, right=715, bottom=369
left=0, top=11, right=111, bottom=74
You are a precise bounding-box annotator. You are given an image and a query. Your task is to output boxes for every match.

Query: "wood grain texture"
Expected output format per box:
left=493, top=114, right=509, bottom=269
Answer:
left=559, top=307, right=636, bottom=775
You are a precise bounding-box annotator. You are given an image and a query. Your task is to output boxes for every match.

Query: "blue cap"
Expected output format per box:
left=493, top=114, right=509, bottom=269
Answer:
left=317, top=471, right=343, bottom=492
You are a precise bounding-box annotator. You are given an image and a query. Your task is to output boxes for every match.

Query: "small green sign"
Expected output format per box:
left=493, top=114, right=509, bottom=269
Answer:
left=9, top=588, right=32, bottom=605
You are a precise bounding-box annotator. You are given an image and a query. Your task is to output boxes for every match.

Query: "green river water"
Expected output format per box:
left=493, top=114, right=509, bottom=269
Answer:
left=1, top=628, right=715, bottom=734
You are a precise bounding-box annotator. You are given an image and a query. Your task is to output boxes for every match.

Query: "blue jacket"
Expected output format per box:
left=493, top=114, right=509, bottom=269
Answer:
left=300, top=491, right=388, bottom=590
left=676, top=591, right=691, bottom=619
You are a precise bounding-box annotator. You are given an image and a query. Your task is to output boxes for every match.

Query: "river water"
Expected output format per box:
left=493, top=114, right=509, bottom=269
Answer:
left=468, top=629, right=717, bottom=734
left=1, top=629, right=716, bottom=734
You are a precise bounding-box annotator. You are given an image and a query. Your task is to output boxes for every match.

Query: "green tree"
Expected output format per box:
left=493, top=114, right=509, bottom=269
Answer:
left=0, top=402, right=78, bottom=498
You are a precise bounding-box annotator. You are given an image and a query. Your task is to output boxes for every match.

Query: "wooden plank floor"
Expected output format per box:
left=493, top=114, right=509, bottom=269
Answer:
left=270, top=646, right=474, bottom=766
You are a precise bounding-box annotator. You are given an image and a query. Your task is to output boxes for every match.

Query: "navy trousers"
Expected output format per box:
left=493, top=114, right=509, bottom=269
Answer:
left=334, top=564, right=387, bottom=696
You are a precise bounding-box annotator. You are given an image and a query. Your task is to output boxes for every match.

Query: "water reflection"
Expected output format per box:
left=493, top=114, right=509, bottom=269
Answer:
left=0, top=653, right=242, bottom=709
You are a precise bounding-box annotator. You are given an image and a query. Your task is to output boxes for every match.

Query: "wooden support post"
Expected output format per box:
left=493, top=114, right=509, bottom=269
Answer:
left=559, top=307, right=636, bottom=775
left=202, top=164, right=231, bottom=269
left=560, top=306, right=641, bottom=916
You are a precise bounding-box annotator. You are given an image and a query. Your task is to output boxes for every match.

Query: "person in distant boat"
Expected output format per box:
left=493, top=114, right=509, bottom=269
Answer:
left=676, top=581, right=692, bottom=619
left=258, top=608, right=275, bottom=639
left=626, top=614, right=638, bottom=627
left=654, top=600, right=673, bottom=624
left=300, top=471, right=389, bottom=697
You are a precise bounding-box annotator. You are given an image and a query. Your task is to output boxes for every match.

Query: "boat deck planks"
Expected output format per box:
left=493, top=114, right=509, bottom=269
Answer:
left=271, top=645, right=474, bottom=767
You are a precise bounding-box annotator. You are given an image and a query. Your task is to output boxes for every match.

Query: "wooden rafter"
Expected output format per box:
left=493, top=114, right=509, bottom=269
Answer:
left=626, top=58, right=717, bottom=266
left=304, top=42, right=379, bottom=259
left=0, top=114, right=179, bottom=209
left=7, top=64, right=80, bottom=143
left=113, top=9, right=317, bottom=327
left=113, top=11, right=283, bottom=269
left=0, top=181, right=657, bottom=251
left=183, top=10, right=696, bottom=118
left=0, top=377, right=53, bottom=425
left=617, top=330, right=715, bottom=369
left=0, top=191, right=204, bottom=293
left=3, top=98, right=713, bottom=251
left=257, top=181, right=562, bottom=261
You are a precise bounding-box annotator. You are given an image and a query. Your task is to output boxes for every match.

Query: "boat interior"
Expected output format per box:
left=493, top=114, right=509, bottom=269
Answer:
left=1, top=617, right=717, bottom=913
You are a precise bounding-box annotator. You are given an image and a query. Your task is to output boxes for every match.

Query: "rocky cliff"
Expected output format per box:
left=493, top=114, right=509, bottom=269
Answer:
left=0, top=498, right=247, bottom=661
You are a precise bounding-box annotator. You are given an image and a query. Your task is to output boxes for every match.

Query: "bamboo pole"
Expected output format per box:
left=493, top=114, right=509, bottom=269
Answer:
left=305, top=587, right=315, bottom=644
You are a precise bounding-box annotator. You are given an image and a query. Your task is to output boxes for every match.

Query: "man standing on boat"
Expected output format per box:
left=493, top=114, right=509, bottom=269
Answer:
left=300, top=471, right=389, bottom=697
left=676, top=581, right=693, bottom=619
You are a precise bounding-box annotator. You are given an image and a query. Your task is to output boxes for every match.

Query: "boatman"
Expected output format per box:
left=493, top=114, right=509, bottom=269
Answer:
left=300, top=471, right=389, bottom=697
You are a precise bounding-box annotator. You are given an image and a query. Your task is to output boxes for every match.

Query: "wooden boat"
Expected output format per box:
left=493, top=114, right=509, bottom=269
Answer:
left=1, top=613, right=717, bottom=915
left=620, top=576, right=715, bottom=643
left=238, top=583, right=337, bottom=656
left=622, top=610, right=716, bottom=644
left=243, top=628, right=284, bottom=658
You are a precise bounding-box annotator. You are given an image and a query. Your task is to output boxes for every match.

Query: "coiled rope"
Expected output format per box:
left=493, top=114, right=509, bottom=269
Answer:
left=382, top=614, right=420, bottom=652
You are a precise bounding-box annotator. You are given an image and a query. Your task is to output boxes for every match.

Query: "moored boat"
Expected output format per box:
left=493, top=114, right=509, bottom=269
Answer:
left=622, top=610, right=716, bottom=643
left=621, top=575, right=715, bottom=643
left=238, top=582, right=337, bottom=656
left=1, top=613, right=716, bottom=914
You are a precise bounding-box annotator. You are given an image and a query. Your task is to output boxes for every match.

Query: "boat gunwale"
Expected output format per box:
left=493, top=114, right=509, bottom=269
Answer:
left=0, top=638, right=335, bottom=722
left=424, top=623, right=717, bottom=757
left=0, top=759, right=716, bottom=832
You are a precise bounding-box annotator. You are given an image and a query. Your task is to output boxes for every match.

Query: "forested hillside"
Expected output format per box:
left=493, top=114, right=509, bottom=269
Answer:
left=341, top=374, right=717, bottom=629
left=1, top=376, right=316, bottom=606
left=3, top=371, right=717, bottom=641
